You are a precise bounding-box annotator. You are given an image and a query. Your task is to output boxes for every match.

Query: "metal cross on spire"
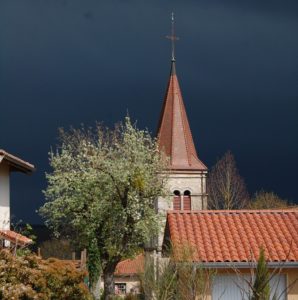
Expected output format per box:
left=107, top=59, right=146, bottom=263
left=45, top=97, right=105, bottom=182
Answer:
left=166, top=12, right=179, bottom=61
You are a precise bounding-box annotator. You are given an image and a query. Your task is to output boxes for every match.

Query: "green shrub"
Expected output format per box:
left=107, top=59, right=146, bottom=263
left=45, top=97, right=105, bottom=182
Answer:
left=251, top=248, right=270, bottom=300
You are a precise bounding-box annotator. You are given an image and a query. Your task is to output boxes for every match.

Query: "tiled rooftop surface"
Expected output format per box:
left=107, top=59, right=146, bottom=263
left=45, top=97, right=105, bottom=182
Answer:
left=167, top=209, right=298, bottom=263
left=0, top=229, right=33, bottom=246
left=157, top=61, right=207, bottom=171
left=115, top=254, right=144, bottom=276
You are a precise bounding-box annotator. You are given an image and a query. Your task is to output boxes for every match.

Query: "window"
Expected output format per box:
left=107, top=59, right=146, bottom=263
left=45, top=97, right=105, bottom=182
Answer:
left=115, top=283, right=127, bottom=295
left=183, top=190, right=191, bottom=210
left=212, top=274, right=251, bottom=300
left=212, top=274, right=286, bottom=300
left=173, top=190, right=181, bottom=210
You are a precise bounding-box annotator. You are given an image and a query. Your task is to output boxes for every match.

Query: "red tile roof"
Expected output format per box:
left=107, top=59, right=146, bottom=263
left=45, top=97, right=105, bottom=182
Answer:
left=0, top=230, right=33, bottom=246
left=157, top=61, right=207, bottom=171
left=166, top=210, right=298, bottom=263
left=115, top=254, right=144, bottom=276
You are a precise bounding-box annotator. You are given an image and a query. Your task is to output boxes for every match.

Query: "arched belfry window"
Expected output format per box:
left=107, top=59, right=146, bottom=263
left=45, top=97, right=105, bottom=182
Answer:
left=183, top=190, right=191, bottom=210
left=173, top=190, right=181, bottom=210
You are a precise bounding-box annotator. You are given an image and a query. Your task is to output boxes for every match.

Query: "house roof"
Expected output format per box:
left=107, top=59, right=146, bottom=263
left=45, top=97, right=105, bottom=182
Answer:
left=115, top=254, right=144, bottom=276
left=0, top=149, right=35, bottom=174
left=166, top=209, right=298, bottom=263
left=157, top=61, right=207, bottom=172
left=0, top=230, right=33, bottom=246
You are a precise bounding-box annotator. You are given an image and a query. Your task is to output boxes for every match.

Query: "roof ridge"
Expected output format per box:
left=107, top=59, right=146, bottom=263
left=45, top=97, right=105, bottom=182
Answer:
left=177, top=81, right=191, bottom=167
left=167, top=209, right=298, bottom=214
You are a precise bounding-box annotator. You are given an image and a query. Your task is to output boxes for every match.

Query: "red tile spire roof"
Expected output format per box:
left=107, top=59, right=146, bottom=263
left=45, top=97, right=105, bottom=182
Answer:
left=157, top=61, right=207, bottom=171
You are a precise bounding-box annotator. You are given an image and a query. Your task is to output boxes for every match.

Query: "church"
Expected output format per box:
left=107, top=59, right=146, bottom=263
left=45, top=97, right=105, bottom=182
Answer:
left=112, top=22, right=298, bottom=299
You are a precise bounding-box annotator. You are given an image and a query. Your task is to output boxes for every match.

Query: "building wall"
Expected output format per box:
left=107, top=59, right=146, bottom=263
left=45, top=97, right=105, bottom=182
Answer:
left=114, top=277, right=140, bottom=295
left=99, top=276, right=140, bottom=296
left=287, top=269, right=298, bottom=300
left=158, top=172, right=207, bottom=211
left=156, top=171, right=207, bottom=251
left=0, top=163, right=10, bottom=230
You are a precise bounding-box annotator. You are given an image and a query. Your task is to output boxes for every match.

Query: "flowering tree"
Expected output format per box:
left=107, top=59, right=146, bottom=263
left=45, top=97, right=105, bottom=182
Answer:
left=39, top=117, right=167, bottom=299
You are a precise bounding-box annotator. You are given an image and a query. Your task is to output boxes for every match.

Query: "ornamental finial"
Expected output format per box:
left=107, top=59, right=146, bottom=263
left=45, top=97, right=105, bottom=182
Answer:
left=166, top=12, right=179, bottom=61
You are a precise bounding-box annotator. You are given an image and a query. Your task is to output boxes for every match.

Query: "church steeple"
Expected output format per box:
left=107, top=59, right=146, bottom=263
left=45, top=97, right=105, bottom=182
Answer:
left=157, top=60, right=207, bottom=171
left=155, top=15, right=208, bottom=255
left=157, top=13, right=206, bottom=171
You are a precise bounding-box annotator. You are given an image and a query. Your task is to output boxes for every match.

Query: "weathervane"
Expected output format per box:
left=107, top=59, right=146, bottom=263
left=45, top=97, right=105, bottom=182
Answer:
left=166, top=12, right=179, bottom=61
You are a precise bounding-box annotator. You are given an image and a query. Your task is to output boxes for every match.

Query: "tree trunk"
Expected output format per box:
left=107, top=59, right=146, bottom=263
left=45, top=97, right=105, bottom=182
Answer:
left=90, top=278, right=101, bottom=300
left=103, top=262, right=118, bottom=300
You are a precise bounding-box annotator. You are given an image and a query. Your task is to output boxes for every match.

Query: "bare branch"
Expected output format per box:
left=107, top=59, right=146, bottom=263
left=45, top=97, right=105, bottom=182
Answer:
left=207, top=151, right=249, bottom=210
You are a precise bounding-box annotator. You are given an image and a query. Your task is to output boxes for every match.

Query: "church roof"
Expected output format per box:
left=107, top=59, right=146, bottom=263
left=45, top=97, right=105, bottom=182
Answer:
left=165, top=209, right=298, bottom=263
left=157, top=61, right=207, bottom=171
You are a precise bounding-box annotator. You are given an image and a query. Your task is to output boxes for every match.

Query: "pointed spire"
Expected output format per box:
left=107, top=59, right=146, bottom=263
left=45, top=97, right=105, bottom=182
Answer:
left=157, top=62, right=207, bottom=171
left=157, top=16, right=207, bottom=171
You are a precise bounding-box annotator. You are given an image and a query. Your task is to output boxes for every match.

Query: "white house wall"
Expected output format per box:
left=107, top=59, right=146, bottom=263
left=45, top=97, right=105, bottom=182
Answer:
left=0, top=163, right=10, bottom=230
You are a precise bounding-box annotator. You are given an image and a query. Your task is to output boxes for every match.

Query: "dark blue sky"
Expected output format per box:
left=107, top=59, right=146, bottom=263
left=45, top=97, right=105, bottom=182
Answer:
left=1, top=0, right=297, bottom=224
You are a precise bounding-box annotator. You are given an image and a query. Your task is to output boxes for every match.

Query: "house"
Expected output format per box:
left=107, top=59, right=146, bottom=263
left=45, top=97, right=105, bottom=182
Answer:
left=163, top=209, right=298, bottom=299
left=0, top=149, right=35, bottom=247
left=97, top=254, right=143, bottom=296
left=114, top=254, right=144, bottom=295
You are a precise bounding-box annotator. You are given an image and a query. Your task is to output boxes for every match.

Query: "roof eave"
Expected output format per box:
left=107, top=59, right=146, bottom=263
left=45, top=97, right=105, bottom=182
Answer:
left=194, top=261, right=298, bottom=269
left=0, top=230, right=33, bottom=246
left=114, top=273, right=140, bottom=277
left=169, top=167, right=208, bottom=172
left=0, top=150, right=35, bottom=174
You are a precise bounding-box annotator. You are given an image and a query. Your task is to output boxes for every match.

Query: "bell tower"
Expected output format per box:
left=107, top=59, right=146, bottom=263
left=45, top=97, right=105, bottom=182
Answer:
left=156, top=14, right=208, bottom=252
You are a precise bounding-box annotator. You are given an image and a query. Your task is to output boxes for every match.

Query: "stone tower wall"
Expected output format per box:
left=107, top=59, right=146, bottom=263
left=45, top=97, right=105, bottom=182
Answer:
left=156, top=171, right=208, bottom=252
